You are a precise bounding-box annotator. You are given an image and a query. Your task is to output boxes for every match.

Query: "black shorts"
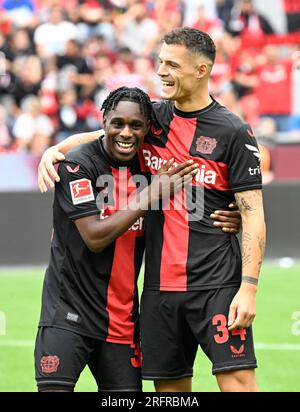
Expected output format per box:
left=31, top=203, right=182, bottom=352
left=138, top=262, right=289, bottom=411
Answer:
left=34, top=327, right=142, bottom=391
left=140, top=287, right=257, bottom=380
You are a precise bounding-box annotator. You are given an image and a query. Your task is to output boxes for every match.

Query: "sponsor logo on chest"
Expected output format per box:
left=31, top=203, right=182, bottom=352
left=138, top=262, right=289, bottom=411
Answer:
left=142, top=149, right=218, bottom=185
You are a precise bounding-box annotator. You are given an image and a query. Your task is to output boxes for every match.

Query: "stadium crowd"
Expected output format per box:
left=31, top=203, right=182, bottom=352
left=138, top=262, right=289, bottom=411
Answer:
left=0, top=0, right=300, bottom=156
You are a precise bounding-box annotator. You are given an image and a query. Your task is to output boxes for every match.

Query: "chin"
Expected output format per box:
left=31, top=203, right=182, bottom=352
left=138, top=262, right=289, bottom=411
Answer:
left=161, top=88, right=179, bottom=100
left=113, top=153, right=136, bottom=165
left=161, top=93, right=174, bottom=101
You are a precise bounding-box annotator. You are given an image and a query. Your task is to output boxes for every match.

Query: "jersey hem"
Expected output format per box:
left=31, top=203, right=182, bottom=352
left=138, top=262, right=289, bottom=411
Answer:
left=232, top=184, right=262, bottom=193
left=142, top=372, right=193, bottom=380
left=143, top=281, right=241, bottom=292
left=38, top=323, right=135, bottom=344
left=212, top=362, right=257, bottom=375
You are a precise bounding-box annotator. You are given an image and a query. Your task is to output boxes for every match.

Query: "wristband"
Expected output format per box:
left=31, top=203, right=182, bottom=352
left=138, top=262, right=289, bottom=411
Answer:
left=242, top=276, right=258, bottom=286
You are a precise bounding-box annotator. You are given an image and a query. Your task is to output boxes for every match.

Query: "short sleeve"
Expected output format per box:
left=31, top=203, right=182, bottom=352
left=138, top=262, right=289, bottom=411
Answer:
left=55, top=160, right=100, bottom=220
left=227, top=124, right=262, bottom=193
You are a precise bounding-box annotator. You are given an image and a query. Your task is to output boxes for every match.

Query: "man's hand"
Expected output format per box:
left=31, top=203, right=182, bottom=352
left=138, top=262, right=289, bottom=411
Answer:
left=155, top=159, right=199, bottom=197
left=38, top=148, right=65, bottom=192
left=38, top=130, right=102, bottom=192
left=143, top=159, right=199, bottom=209
left=227, top=283, right=257, bottom=331
left=210, top=202, right=241, bottom=234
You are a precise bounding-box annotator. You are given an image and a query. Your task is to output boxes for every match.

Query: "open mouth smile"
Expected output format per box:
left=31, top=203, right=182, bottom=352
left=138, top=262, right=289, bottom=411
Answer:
left=115, top=141, right=136, bottom=154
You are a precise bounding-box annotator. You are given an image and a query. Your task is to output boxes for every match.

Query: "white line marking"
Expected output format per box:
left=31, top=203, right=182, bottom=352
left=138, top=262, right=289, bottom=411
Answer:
left=0, top=340, right=300, bottom=350
left=255, top=343, right=300, bottom=351
left=0, top=340, right=35, bottom=347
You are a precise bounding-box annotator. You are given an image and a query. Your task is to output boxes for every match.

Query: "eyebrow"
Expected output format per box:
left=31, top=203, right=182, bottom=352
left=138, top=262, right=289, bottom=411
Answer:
left=110, top=117, right=144, bottom=124
left=158, top=57, right=181, bottom=67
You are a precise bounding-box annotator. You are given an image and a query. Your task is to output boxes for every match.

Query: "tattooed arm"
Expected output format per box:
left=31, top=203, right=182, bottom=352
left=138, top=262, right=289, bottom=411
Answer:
left=227, top=189, right=266, bottom=331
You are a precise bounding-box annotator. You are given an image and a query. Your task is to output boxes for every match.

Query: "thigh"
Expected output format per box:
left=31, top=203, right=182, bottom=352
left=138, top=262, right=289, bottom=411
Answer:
left=187, top=287, right=257, bottom=375
left=89, top=341, right=142, bottom=392
left=34, top=326, right=94, bottom=391
left=140, top=290, right=198, bottom=380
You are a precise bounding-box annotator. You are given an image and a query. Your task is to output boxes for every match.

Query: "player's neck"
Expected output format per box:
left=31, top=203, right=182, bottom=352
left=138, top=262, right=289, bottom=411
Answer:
left=174, top=93, right=212, bottom=113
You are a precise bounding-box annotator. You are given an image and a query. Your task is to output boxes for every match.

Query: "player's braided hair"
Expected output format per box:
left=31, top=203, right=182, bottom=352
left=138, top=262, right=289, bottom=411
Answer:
left=101, top=87, right=154, bottom=121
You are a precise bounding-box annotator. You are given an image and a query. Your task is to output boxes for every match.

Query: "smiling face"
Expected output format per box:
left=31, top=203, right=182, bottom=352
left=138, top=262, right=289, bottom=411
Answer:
left=157, top=42, right=211, bottom=106
left=103, top=100, right=149, bottom=164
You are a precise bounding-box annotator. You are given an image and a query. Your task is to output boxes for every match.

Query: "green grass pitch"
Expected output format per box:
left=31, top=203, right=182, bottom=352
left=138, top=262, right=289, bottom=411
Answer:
left=0, top=263, right=299, bottom=392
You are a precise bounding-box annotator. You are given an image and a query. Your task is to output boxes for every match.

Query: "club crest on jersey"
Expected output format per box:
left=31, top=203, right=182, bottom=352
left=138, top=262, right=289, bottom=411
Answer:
left=196, top=136, right=217, bottom=155
left=70, top=178, right=95, bottom=205
left=40, top=355, right=60, bottom=373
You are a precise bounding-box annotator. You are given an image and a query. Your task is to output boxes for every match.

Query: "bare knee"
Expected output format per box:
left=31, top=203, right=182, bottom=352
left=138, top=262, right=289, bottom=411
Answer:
left=216, top=369, right=259, bottom=392
left=154, top=377, right=192, bottom=392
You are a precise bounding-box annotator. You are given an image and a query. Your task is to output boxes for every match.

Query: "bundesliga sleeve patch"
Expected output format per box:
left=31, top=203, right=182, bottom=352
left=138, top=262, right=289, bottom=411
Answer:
left=69, top=178, right=95, bottom=205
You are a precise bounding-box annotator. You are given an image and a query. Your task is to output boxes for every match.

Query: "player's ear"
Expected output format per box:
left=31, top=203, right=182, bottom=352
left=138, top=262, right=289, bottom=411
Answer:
left=196, top=62, right=209, bottom=80
left=103, top=117, right=107, bottom=129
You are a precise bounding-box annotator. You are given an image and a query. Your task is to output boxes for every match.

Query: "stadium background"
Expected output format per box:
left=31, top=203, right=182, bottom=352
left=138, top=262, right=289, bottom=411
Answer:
left=0, top=0, right=300, bottom=391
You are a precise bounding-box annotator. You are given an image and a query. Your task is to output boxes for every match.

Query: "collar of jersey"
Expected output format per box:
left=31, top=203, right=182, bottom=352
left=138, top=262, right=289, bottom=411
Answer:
left=173, top=97, right=217, bottom=118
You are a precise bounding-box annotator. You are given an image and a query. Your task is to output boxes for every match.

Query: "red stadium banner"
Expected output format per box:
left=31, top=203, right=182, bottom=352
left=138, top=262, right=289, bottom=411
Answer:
left=240, top=32, right=300, bottom=49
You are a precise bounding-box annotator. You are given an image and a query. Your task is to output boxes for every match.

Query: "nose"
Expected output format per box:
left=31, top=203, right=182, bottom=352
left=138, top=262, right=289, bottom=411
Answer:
left=157, top=61, right=168, bottom=77
left=120, top=125, right=133, bottom=139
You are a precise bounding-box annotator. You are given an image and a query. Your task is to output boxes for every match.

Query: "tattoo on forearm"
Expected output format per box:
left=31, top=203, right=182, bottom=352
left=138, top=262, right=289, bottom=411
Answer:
left=259, top=237, right=266, bottom=256
left=242, top=276, right=258, bottom=286
left=242, top=231, right=252, bottom=266
left=243, top=232, right=252, bottom=242
left=235, top=190, right=261, bottom=213
left=239, top=197, right=256, bottom=212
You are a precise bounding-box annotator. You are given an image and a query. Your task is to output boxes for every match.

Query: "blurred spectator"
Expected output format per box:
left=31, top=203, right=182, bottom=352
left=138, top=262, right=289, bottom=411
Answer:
left=255, top=45, right=293, bottom=131
left=283, top=0, right=300, bottom=32
left=1, top=0, right=37, bottom=28
left=33, top=6, right=77, bottom=57
left=0, top=104, right=13, bottom=151
left=12, top=54, right=42, bottom=107
left=0, top=40, right=16, bottom=99
left=210, top=32, right=236, bottom=95
left=56, top=39, right=94, bottom=100
left=133, top=56, right=160, bottom=99
left=0, top=28, right=35, bottom=63
left=255, top=116, right=277, bottom=137
left=12, top=95, right=54, bottom=155
left=116, top=3, right=159, bottom=56
left=226, top=0, right=275, bottom=38
left=117, top=46, right=134, bottom=71
left=183, top=0, right=217, bottom=26
left=216, top=82, right=244, bottom=118
left=231, top=48, right=260, bottom=125
left=191, top=4, right=224, bottom=37
left=216, top=0, right=234, bottom=26
left=56, top=88, right=83, bottom=143
left=76, top=0, right=116, bottom=47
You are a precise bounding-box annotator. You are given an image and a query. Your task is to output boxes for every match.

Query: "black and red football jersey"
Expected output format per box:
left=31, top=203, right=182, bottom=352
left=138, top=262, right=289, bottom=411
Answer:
left=139, top=98, right=262, bottom=292
left=39, top=138, right=145, bottom=344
